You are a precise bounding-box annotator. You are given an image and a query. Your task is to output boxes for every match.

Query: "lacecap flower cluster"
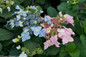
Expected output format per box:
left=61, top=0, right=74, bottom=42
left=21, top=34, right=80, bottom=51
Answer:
left=7, top=5, right=75, bottom=57
left=8, top=5, right=43, bottom=42
left=41, top=12, right=75, bottom=50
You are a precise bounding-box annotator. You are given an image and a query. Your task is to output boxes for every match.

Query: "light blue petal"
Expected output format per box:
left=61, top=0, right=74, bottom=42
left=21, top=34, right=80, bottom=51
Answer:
left=15, top=5, right=21, bottom=10
left=34, top=31, right=40, bottom=36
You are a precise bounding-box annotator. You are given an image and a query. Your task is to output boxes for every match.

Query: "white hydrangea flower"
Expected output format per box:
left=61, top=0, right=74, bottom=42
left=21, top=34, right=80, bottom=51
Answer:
left=12, top=38, right=19, bottom=43
left=16, top=45, right=21, bottom=50
left=7, top=6, right=11, bottom=12
left=40, top=10, right=43, bottom=13
left=0, top=8, right=3, bottom=14
left=19, top=52, right=27, bottom=57
left=18, top=35, right=21, bottom=39
left=19, top=21, right=23, bottom=27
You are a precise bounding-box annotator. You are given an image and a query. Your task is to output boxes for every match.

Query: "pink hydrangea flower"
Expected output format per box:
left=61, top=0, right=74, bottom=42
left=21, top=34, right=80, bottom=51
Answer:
left=50, top=35, right=60, bottom=47
left=62, top=36, right=74, bottom=44
left=47, top=16, right=55, bottom=20
left=44, top=40, right=53, bottom=50
left=45, top=27, right=51, bottom=33
left=64, top=14, right=74, bottom=26
left=64, top=28, right=75, bottom=36
left=59, top=11, right=63, bottom=17
left=57, top=28, right=74, bottom=44
left=44, top=35, right=60, bottom=50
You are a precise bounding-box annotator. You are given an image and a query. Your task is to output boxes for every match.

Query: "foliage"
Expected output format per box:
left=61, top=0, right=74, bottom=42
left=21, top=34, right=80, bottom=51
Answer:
left=0, top=0, right=86, bottom=57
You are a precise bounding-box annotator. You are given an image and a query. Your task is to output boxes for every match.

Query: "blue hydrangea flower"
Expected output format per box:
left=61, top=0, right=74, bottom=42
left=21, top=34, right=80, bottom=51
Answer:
left=30, top=20, right=37, bottom=25
left=37, top=17, right=42, bottom=22
left=16, top=5, right=21, bottom=10
left=30, top=6, right=37, bottom=10
left=31, top=26, right=42, bottom=36
left=8, top=19, right=15, bottom=28
left=21, top=32, right=31, bottom=42
left=45, top=16, right=51, bottom=24
left=18, top=21, right=23, bottom=27
left=16, top=15, right=21, bottom=20
left=23, top=27, right=29, bottom=33
left=24, top=21, right=29, bottom=25
left=22, top=11, right=27, bottom=17
left=39, top=28, right=46, bottom=37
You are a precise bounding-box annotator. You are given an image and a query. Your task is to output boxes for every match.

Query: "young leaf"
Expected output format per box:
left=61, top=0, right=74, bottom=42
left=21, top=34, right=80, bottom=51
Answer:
left=23, top=40, right=39, bottom=52
left=0, top=28, right=14, bottom=41
left=47, top=6, right=58, bottom=17
left=43, top=46, right=60, bottom=55
left=69, top=49, right=80, bottom=57
left=80, top=34, right=86, bottom=47
left=14, top=0, right=24, bottom=4
left=66, top=42, right=76, bottom=52
left=74, top=16, right=84, bottom=35
left=0, top=43, right=2, bottom=52
left=57, top=2, right=67, bottom=12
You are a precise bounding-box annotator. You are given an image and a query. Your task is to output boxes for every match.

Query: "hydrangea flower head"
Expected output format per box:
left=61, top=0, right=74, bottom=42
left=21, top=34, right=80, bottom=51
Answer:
left=64, top=14, right=74, bottom=26
left=0, top=8, right=3, bottom=14
left=41, top=12, right=75, bottom=49
left=31, top=26, right=42, bottom=36
left=16, top=45, right=21, bottom=50
left=9, top=19, right=15, bottom=28
left=19, top=52, right=27, bottom=57
left=12, top=38, right=19, bottom=43
left=44, top=40, right=53, bottom=50
left=57, top=28, right=74, bottom=44
left=21, top=32, right=31, bottom=42
left=45, top=27, right=51, bottom=33
left=39, top=28, right=46, bottom=37
left=16, top=5, right=21, bottom=10
left=50, top=35, right=60, bottom=47
left=19, top=21, right=23, bottom=27
left=44, top=16, right=51, bottom=24
left=7, top=6, right=11, bottom=12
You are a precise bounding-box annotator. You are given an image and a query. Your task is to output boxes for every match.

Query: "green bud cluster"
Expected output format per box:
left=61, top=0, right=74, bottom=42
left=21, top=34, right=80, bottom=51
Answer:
left=0, top=0, right=14, bottom=9
left=21, top=47, right=30, bottom=55
left=67, top=0, right=79, bottom=5
left=21, top=46, right=43, bottom=57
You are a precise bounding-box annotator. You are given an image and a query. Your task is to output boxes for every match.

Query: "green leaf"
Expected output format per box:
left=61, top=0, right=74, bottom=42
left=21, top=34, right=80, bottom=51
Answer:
left=73, top=5, right=79, bottom=11
left=0, top=43, right=2, bottom=52
left=47, top=6, right=58, bottom=17
left=2, top=40, right=13, bottom=47
left=69, top=49, right=80, bottom=57
left=30, top=36, right=45, bottom=45
left=66, top=10, right=78, bottom=16
left=79, top=0, right=86, bottom=3
left=80, top=35, right=86, bottom=47
left=57, top=2, right=67, bottom=12
left=43, top=46, right=60, bottom=55
left=14, top=0, right=24, bottom=4
left=9, top=48, right=21, bottom=56
left=59, top=46, right=68, bottom=57
left=0, top=10, right=13, bottom=19
left=0, top=19, right=6, bottom=23
left=21, top=0, right=31, bottom=7
left=37, top=6, right=43, bottom=11
left=23, top=40, right=39, bottom=52
left=66, top=42, right=76, bottom=52
left=0, top=28, right=14, bottom=41
left=35, top=0, right=45, bottom=5
left=74, top=16, right=84, bottom=35
left=84, top=20, right=86, bottom=34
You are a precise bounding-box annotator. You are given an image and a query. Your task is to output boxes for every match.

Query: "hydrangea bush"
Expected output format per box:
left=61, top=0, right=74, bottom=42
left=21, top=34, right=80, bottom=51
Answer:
left=0, top=0, right=86, bottom=57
